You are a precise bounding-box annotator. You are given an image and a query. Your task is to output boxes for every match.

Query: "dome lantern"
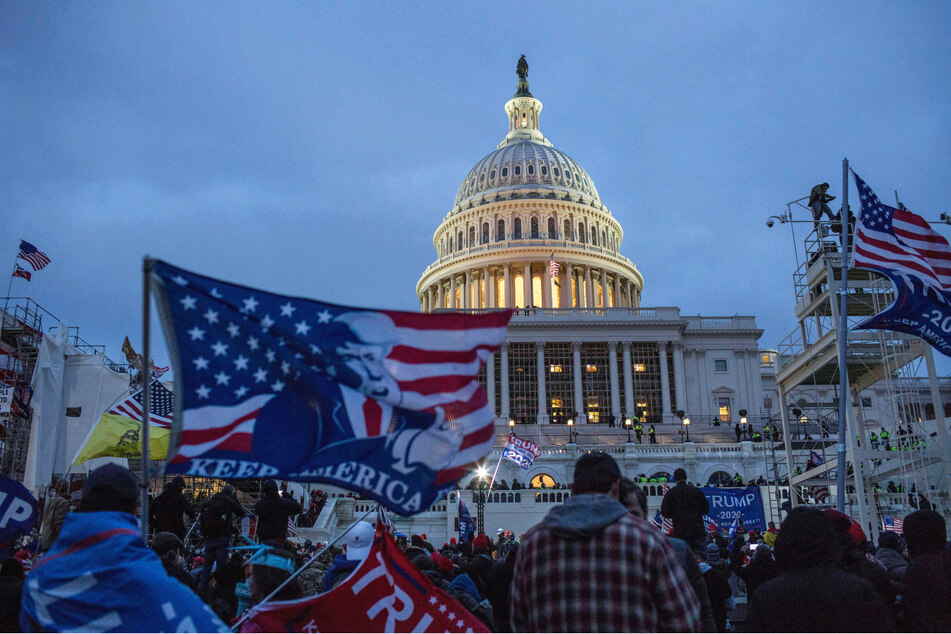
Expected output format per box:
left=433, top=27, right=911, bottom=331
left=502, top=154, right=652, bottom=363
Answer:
left=500, top=55, right=548, bottom=148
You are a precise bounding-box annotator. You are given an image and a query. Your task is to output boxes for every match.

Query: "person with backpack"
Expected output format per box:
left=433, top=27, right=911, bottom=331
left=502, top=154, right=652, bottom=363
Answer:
left=198, top=484, right=246, bottom=597
left=253, top=479, right=302, bottom=548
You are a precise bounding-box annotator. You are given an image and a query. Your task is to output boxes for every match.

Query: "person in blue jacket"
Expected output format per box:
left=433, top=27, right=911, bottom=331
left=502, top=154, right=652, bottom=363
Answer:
left=21, top=464, right=227, bottom=633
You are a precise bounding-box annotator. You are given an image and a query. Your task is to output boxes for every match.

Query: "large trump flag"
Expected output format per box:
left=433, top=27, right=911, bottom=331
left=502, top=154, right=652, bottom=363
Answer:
left=151, top=261, right=511, bottom=514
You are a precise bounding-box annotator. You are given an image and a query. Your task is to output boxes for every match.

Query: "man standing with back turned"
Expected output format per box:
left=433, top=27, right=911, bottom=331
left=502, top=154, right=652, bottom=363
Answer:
left=510, top=452, right=700, bottom=632
left=661, top=467, right=710, bottom=551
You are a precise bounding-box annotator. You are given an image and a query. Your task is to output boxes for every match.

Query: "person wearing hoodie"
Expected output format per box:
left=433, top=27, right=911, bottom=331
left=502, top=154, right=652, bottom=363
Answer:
left=446, top=572, right=496, bottom=632
left=510, top=452, right=700, bottom=633
left=150, top=475, right=196, bottom=540
left=874, top=531, right=909, bottom=595
left=322, top=520, right=373, bottom=591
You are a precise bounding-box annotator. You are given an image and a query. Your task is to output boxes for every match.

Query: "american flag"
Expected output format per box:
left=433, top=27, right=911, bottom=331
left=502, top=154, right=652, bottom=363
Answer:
left=883, top=516, right=904, bottom=533
left=151, top=365, right=170, bottom=379
left=12, top=264, right=31, bottom=282
left=287, top=516, right=299, bottom=540
left=852, top=171, right=951, bottom=293
left=811, top=485, right=830, bottom=504
left=548, top=252, right=560, bottom=279
left=110, top=381, right=174, bottom=429
left=17, top=240, right=51, bottom=271
left=651, top=484, right=674, bottom=534
left=152, top=260, right=511, bottom=514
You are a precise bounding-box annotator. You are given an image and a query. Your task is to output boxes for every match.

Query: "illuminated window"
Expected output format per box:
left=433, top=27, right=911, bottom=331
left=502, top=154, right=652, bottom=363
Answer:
left=550, top=364, right=563, bottom=373
left=586, top=396, right=600, bottom=423
left=496, top=277, right=506, bottom=308
left=551, top=396, right=564, bottom=408
left=479, top=279, right=485, bottom=309
left=586, top=364, right=598, bottom=372
left=551, top=276, right=560, bottom=308
left=634, top=364, right=646, bottom=372
left=637, top=401, right=648, bottom=408
left=531, top=474, right=555, bottom=488
left=718, top=398, right=732, bottom=423
left=532, top=275, right=542, bottom=306
left=514, top=275, right=525, bottom=308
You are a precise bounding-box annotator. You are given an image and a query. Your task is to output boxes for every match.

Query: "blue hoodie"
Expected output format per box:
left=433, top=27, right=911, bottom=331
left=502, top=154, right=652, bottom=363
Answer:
left=21, top=511, right=227, bottom=633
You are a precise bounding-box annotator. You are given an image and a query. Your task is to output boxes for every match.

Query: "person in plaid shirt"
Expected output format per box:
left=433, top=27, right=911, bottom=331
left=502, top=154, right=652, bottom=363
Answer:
left=510, top=452, right=701, bottom=632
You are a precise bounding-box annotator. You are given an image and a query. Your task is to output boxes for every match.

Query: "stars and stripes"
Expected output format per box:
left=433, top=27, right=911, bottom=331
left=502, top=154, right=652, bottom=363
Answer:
left=151, top=260, right=511, bottom=515
left=811, top=485, right=830, bottom=504
left=17, top=241, right=51, bottom=271
left=852, top=171, right=951, bottom=293
left=287, top=516, right=299, bottom=540
left=548, top=253, right=560, bottom=278
left=110, top=381, right=174, bottom=429
left=882, top=516, right=904, bottom=533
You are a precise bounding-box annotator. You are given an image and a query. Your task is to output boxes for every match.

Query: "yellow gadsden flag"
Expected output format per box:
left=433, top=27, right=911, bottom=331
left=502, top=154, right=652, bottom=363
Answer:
left=72, top=381, right=173, bottom=465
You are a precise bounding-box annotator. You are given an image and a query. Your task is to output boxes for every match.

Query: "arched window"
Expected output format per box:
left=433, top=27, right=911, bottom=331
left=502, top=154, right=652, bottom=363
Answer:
left=514, top=218, right=522, bottom=239
left=448, top=235, right=453, bottom=252
left=706, top=471, right=733, bottom=487
left=469, top=226, right=475, bottom=247
left=497, top=219, right=505, bottom=242
left=458, top=230, right=464, bottom=250
left=548, top=217, right=556, bottom=238
left=592, top=228, right=599, bottom=246
left=527, top=163, right=535, bottom=175
left=564, top=219, right=571, bottom=240
left=482, top=222, right=489, bottom=244
left=602, top=229, right=606, bottom=246
left=532, top=275, right=542, bottom=306
left=578, top=223, right=585, bottom=243
left=530, top=217, right=539, bottom=238
left=497, top=277, right=506, bottom=308
left=502, top=166, right=509, bottom=178
left=514, top=164, right=522, bottom=176
left=531, top=474, right=556, bottom=488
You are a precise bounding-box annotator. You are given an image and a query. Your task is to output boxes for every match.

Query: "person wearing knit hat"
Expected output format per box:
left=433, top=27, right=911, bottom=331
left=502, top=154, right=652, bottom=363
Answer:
left=823, top=509, right=894, bottom=608
left=900, top=510, right=951, bottom=631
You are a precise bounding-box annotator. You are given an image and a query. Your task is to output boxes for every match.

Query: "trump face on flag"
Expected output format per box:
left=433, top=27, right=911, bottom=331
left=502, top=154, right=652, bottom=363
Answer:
left=152, top=260, right=510, bottom=514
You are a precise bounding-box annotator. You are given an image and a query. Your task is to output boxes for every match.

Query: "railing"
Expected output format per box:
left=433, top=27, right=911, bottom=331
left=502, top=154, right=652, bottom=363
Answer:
left=419, top=240, right=637, bottom=277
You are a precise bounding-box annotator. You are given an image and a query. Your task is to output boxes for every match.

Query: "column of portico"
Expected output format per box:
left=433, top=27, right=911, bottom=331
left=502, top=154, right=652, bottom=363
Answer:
left=574, top=267, right=584, bottom=308
left=504, top=264, right=512, bottom=309
left=608, top=341, right=621, bottom=422
left=572, top=341, right=585, bottom=423
left=482, top=265, right=490, bottom=309
left=536, top=342, right=548, bottom=424
left=437, top=281, right=445, bottom=310
left=627, top=281, right=634, bottom=308
left=489, top=267, right=497, bottom=308
left=749, top=350, right=765, bottom=418
left=464, top=270, right=471, bottom=309
left=622, top=341, right=634, bottom=418
left=449, top=275, right=457, bottom=309
left=585, top=266, right=594, bottom=308
left=659, top=341, right=673, bottom=423
left=428, top=287, right=435, bottom=313
left=613, top=274, right=620, bottom=309
left=600, top=268, right=608, bottom=308
left=500, top=343, right=510, bottom=420
left=522, top=261, right=532, bottom=307
left=696, top=350, right=711, bottom=420
left=672, top=341, right=687, bottom=417
left=735, top=348, right=750, bottom=415
left=542, top=263, right=552, bottom=308
left=559, top=264, right=570, bottom=308
left=487, top=351, right=497, bottom=421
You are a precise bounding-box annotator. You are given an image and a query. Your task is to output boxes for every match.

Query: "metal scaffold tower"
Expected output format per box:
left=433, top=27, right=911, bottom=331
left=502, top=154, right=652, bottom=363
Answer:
left=773, top=214, right=947, bottom=540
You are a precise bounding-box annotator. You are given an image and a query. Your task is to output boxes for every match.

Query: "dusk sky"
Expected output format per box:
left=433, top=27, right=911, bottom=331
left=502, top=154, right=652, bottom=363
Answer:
left=3, top=3, right=951, bottom=373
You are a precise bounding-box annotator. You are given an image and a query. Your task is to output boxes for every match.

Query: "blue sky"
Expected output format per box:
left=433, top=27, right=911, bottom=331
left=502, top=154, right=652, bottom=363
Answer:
left=3, top=2, right=951, bottom=372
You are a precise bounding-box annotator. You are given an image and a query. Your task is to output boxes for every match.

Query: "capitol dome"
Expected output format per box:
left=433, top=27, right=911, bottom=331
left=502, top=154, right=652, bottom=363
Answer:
left=453, top=142, right=602, bottom=211
left=417, top=57, right=643, bottom=314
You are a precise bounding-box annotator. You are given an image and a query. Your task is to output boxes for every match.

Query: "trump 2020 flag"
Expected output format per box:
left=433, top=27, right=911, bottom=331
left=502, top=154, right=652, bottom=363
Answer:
left=458, top=496, right=475, bottom=542
left=501, top=433, right=541, bottom=470
left=851, top=171, right=951, bottom=356
left=150, top=261, right=512, bottom=515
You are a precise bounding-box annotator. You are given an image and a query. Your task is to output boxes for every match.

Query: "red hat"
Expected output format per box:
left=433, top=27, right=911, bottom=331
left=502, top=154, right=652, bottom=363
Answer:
left=709, top=523, right=717, bottom=532
left=421, top=533, right=427, bottom=540
left=472, top=533, right=489, bottom=549
left=450, top=538, right=457, bottom=544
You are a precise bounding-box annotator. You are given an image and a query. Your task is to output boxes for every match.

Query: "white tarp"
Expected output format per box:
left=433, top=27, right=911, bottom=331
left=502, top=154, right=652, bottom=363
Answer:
left=23, top=326, right=129, bottom=492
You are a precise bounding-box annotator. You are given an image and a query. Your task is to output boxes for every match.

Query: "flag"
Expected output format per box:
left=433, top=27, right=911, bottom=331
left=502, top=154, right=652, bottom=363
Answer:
left=240, top=508, right=257, bottom=539
left=548, top=252, right=560, bottom=287
left=287, top=516, right=299, bottom=540
left=809, top=450, right=824, bottom=466
left=811, top=485, right=830, bottom=504
left=12, top=264, right=31, bottom=282
left=17, top=240, right=51, bottom=271
left=851, top=171, right=951, bottom=355
left=729, top=517, right=739, bottom=540
left=0, top=475, right=38, bottom=558
left=458, top=496, right=475, bottom=542
left=151, top=260, right=512, bottom=515
left=121, top=336, right=144, bottom=371
left=883, top=516, right=904, bottom=533
left=151, top=365, right=169, bottom=379
left=501, top=433, right=541, bottom=470
left=242, top=521, right=490, bottom=633
left=71, top=381, right=173, bottom=465
left=650, top=510, right=673, bottom=535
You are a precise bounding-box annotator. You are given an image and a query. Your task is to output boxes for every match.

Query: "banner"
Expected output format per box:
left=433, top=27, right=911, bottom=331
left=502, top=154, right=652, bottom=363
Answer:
left=244, top=522, right=489, bottom=632
left=0, top=384, right=12, bottom=413
left=0, top=475, right=39, bottom=557
left=701, top=487, right=765, bottom=532
left=151, top=261, right=511, bottom=515
left=501, top=434, right=541, bottom=470
left=458, top=497, right=475, bottom=542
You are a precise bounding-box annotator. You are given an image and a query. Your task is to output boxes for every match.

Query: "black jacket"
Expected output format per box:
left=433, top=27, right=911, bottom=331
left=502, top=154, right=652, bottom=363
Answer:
left=150, top=490, right=196, bottom=539
left=200, top=492, right=245, bottom=539
left=660, top=480, right=710, bottom=545
left=253, top=493, right=302, bottom=540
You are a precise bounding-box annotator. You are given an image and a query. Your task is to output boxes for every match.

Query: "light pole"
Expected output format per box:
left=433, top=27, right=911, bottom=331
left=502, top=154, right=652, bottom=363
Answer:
left=739, top=409, right=748, bottom=441
left=508, top=419, right=515, bottom=433
left=683, top=416, right=690, bottom=442
left=474, top=465, right=489, bottom=536
left=567, top=419, right=577, bottom=443
left=625, top=418, right=632, bottom=443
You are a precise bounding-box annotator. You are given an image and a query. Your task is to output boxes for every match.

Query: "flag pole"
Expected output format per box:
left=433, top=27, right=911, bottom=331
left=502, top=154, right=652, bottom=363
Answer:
left=141, top=257, right=153, bottom=539
left=836, top=158, right=851, bottom=513
left=487, top=448, right=506, bottom=493
left=231, top=505, right=378, bottom=632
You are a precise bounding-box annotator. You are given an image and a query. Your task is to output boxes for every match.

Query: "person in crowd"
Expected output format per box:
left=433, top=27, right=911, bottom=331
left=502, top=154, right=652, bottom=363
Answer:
left=824, top=509, right=895, bottom=609
left=151, top=531, right=197, bottom=591
left=620, top=478, right=716, bottom=633
left=198, top=483, right=246, bottom=597
left=39, top=479, right=71, bottom=553
left=322, top=520, right=373, bottom=591
left=0, top=576, right=24, bottom=633
left=661, top=467, right=710, bottom=550
left=511, top=452, right=700, bottom=632
left=150, top=475, right=196, bottom=540
left=730, top=541, right=777, bottom=602
left=465, top=533, right=495, bottom=599
left=696, top=546, right=732, bottom=633
left=745, top=506, right=893, bottom=632
left=874, top=531, right=909, bottom=595
left=254, top=479, right=302, bottom=548
left=238, top=548, right=304, bottom=632
left=486, top=542, right=519, bottom=633
left=900, top=509, right=951, bottom=631
left=20, top=463, right=227, bottom=632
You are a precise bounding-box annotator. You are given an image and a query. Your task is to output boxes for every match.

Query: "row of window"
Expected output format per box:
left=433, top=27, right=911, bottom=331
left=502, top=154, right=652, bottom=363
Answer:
left=441, top=217, right=619, bottom=256
left=462, top=161, right=594, bottom=199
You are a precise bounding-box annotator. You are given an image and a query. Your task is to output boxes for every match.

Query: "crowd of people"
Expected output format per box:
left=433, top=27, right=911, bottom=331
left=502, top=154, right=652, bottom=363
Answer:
left=2, top=456, right=950, bottom=632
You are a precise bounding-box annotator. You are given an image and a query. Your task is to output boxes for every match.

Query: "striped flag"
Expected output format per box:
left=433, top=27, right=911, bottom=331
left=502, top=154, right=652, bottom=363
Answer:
left=12, top=264, right=31, bottom=282
left=883, top=516, right=904, bottom=533
left=287, top=516, right=299, bottom=540
left=811, top=485, right=830, bottom=503
left=152, top=260, right=512, bottom=515
left=17, top=240, right=51, bottom=271
left=548, top=253, right=560, bottom=287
